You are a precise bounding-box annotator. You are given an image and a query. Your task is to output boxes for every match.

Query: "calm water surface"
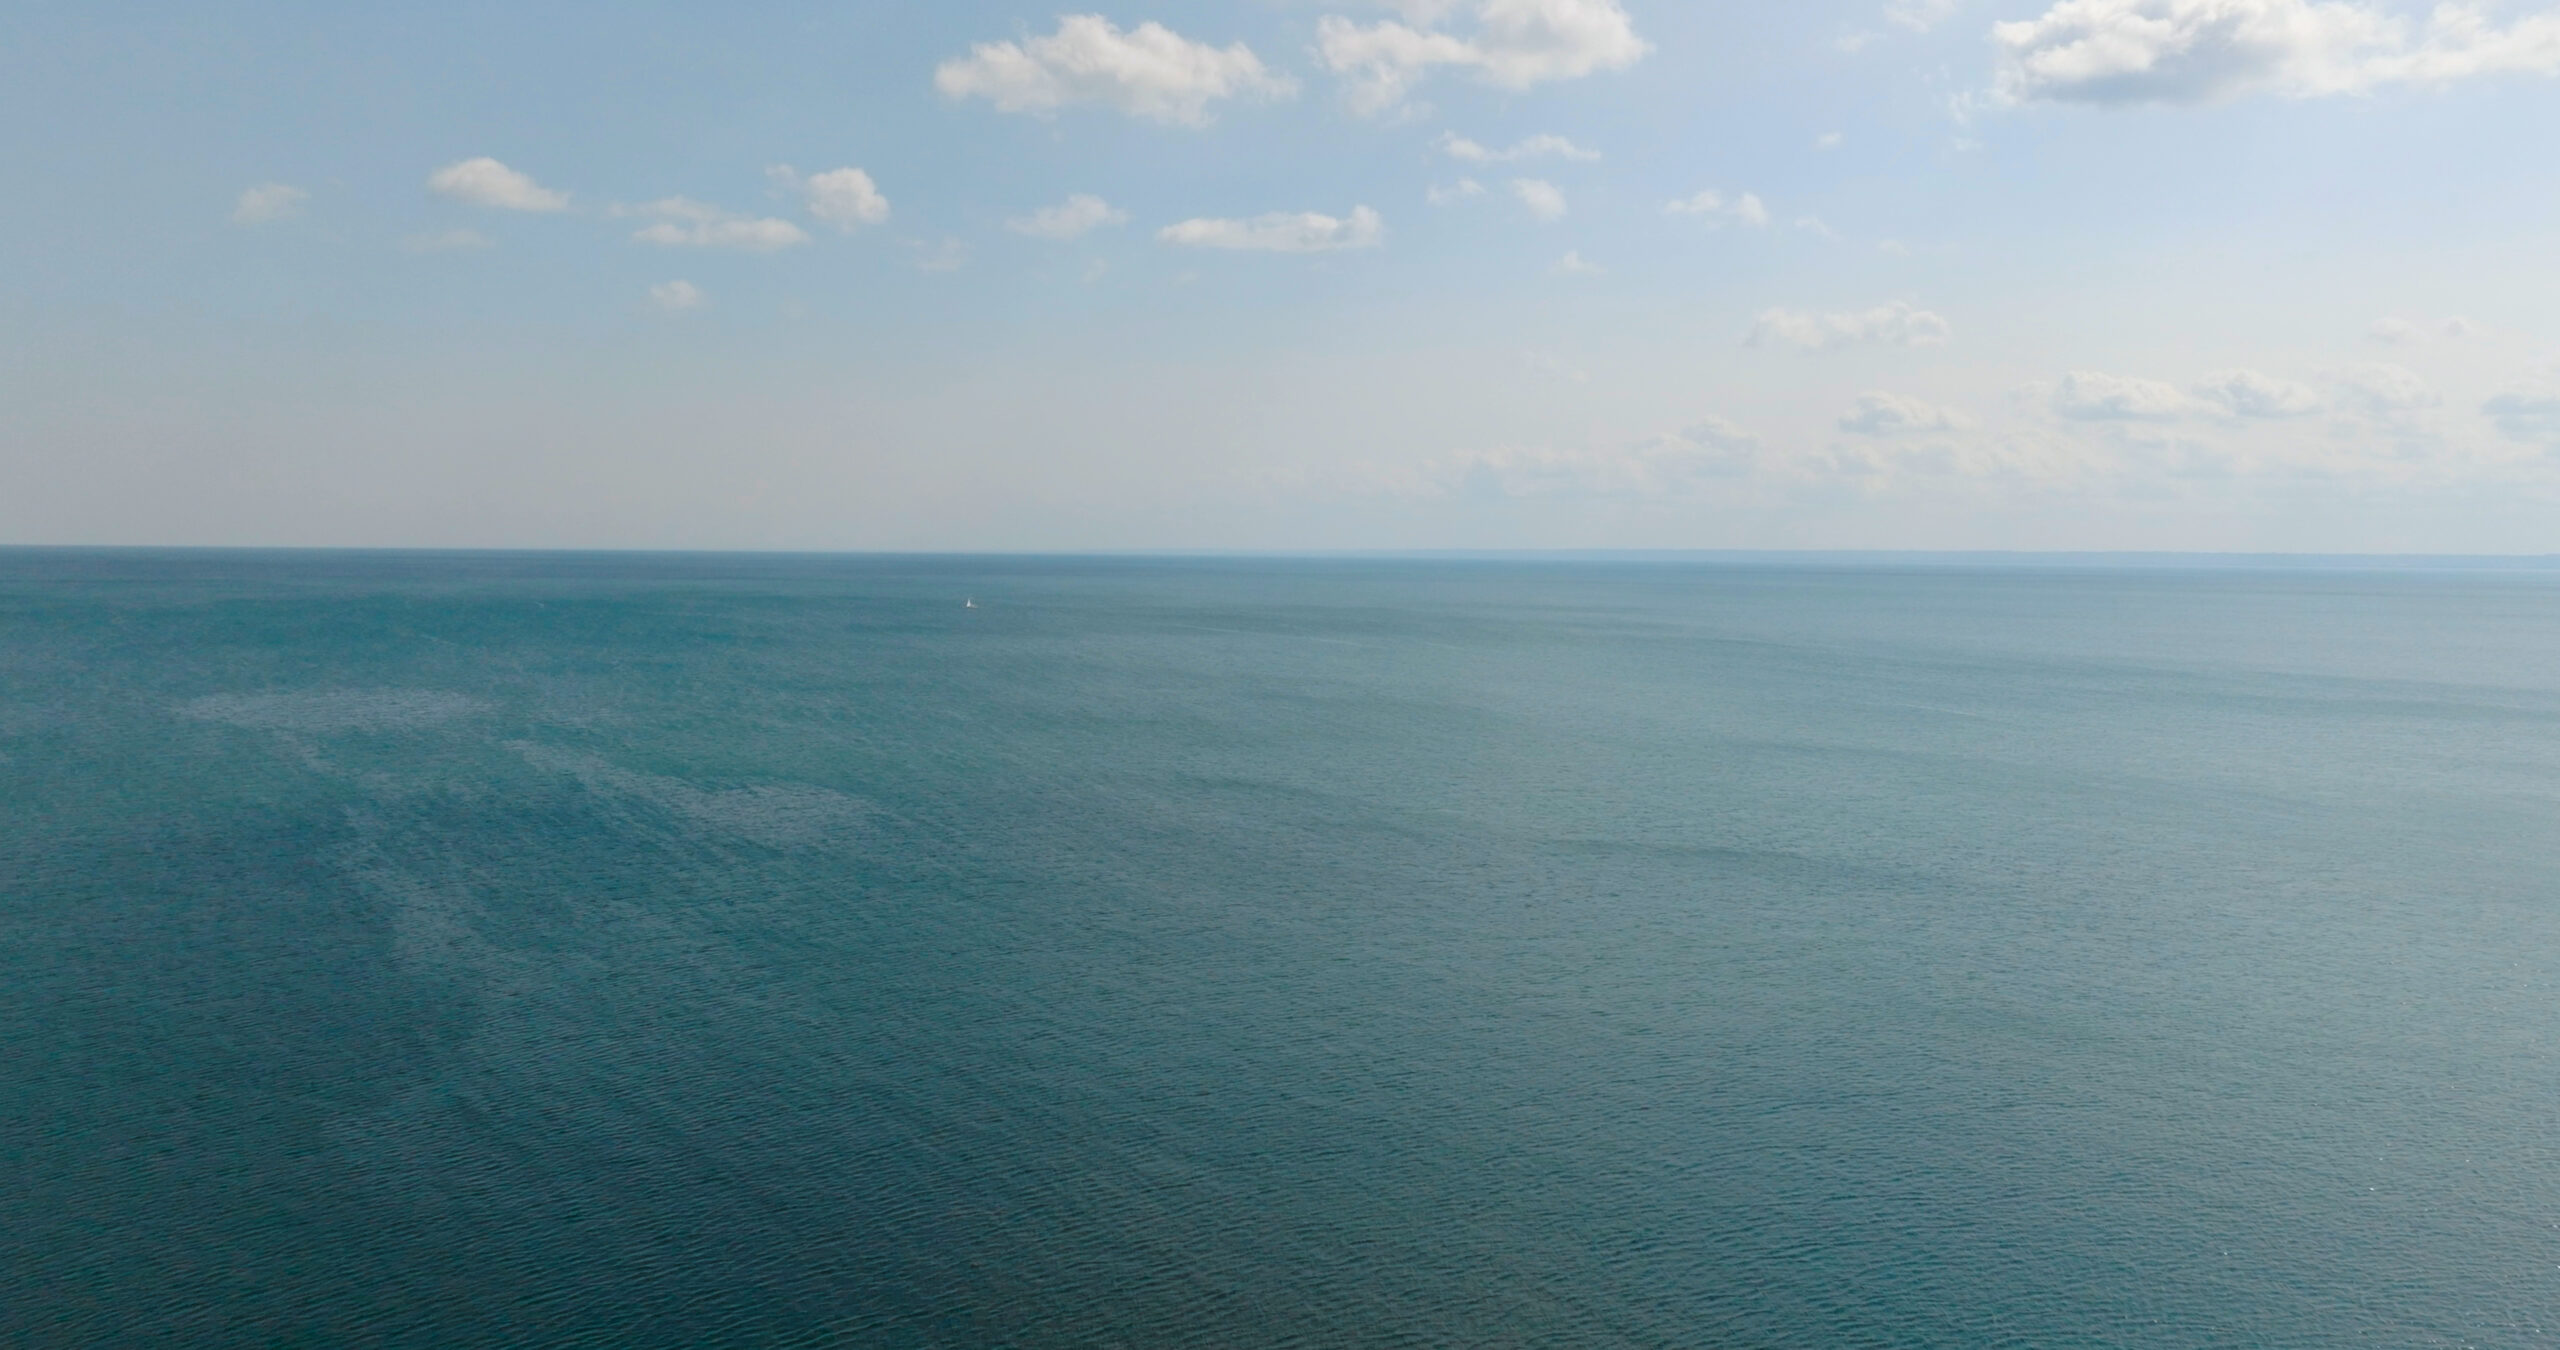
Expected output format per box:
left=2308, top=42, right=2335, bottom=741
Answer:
left=3, top=552, right=2558, bottom=1347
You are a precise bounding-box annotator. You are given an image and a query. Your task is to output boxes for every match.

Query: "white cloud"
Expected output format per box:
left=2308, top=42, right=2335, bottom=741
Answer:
left=231, top=183, right=307, bottom=225
left=1432, top=417, right=1761, bottom=498
left=2049, top=370, right=2202, bottom=420
left=1319, top=0, right=1652, bottom=115
left=2339, top=362, right=2443, bottom=412
left=1316, top=20, right=1478, bottom=114
left=1840, top=390, right=1976, bottom=435
left=1667, top=190, right=1771, bottom=227
left=1879, top=238, right=1912, bottom=255
left=1009, top=193, right=1130, bottom=239
left=935, top=15, right=1295, bottom=125
left=769, top=166, right=889, bottom=230
left=1512, top=178, right=1568, bottom=221
left=1992, top=0, right=2560, bottom=106
left=624, top=198, right=811, bottom=251
left=2195, top=367, right=2323, bottom=417
left=1159, top=206, right=1385, bottom=252
left=1553, top=249, right=1602, bottom=275
left=2484, top=388, right=2560, bottom=446
left=1794, top=215, right=1842, bottom=240
left=1438, top=131, right=1601, bottom=162
left=400, top=228, right=494, bottom=253
left=1750, top=301, right=1954, bottom=350
left=428, top=158, right=570, bottom=212
left=648, top=280, right=707, bottom=313
left=1815, top=131, right=1846, bottom=149
left=1427, top=178, right=1488, bottom=205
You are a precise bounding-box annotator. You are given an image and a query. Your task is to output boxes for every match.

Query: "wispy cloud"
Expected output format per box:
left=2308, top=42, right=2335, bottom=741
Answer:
left=2039, top=367, right=2327, bottom=421
left=2337, top=363, right=2442, bottom=414
left=622, top=198, right=810, bottom=251
left=2369, top=315, right=2480, bottom=344
left=2048, top=370, right=2203, bottom=420
left=911, top=237, right=970, bottom=272
left=231, top=183, right=307, bottom=225
left=2484, top=387, right=2560, bottom=447
left=1840, top=391, right=1975, bottom=435
left=648, top=280, right=706, bottom=313
left=1887, top=0, right=1966, bottom=32
left=401, top=228, right=494, bottom=253
left=1437, top=131, right=1601, bottom=162
left=1007, top=194, right=1130, bottom=240
left=1159, top=206, right=1384, bottom=252
left=1512, top=179, right=1568, bottom=222
left=1667, top=190, right=1770, bottom=227
left=1750, top=301, right=1953, bottom=350
left=2194, top=368, right=2322, bottom=418
left=1422, top=418, right=1762, bottom=499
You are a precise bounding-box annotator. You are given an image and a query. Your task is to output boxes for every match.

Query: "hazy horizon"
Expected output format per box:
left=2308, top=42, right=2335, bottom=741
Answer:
left=6, top=545, right=2560, bottom=565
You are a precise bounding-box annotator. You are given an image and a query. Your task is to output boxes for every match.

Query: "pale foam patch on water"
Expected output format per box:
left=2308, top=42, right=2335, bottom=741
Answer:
left=511, top=743, right=880, bottom=849
left=331, top=821, right=526, bottom=989
left=322, top=817, right=600, bottom=1226
left=178, top=689, right=484, bottom=733
left=317, top=791, right=822, bottom=1241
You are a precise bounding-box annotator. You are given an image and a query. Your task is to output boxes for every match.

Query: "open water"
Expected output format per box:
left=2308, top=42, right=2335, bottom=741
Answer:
left=4, top=551, right=2559, bottom=1347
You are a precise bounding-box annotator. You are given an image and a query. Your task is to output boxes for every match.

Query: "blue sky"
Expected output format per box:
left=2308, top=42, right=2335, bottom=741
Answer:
left=6, top=0, right=2560, bottom=550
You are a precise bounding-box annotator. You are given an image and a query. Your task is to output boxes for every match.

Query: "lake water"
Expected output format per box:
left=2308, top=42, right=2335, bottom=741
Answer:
left=4, top=551, right=2558, bottom=1346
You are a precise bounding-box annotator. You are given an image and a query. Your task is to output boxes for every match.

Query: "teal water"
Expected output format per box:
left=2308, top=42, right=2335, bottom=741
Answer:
left=5, top=551, right=2559, bottom=1347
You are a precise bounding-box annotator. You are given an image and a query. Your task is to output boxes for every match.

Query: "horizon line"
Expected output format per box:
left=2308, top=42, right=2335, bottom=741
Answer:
left=5, top=544, right=2560, bottom=569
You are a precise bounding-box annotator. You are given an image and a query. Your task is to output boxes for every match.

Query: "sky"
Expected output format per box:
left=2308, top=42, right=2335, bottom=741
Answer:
left=5, top=0, right=2560, bottom=552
